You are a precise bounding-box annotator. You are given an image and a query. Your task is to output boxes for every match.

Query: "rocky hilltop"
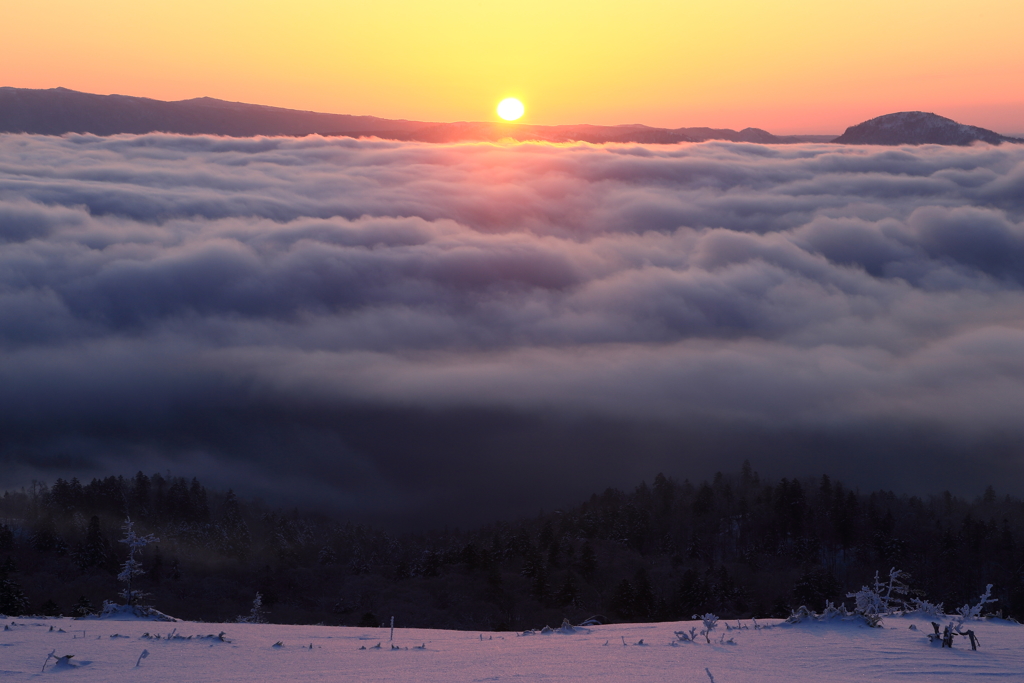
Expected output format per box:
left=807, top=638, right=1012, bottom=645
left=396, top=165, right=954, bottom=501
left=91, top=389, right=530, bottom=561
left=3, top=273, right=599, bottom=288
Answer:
left=833, top=111, right=1021, bottom=146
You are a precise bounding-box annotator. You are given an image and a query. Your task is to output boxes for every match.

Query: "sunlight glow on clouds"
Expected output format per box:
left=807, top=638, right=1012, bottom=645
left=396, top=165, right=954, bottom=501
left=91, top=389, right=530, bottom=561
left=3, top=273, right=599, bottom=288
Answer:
left=2, top=134, right=1024, bottom=522
left=2, top=0, right=1023, bottom=132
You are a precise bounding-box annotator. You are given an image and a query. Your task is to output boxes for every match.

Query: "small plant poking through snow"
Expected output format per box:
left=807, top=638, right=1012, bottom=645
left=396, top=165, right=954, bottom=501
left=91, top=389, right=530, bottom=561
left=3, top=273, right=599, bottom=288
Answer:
left=117, top=518, right=159, bottom=607
left=42, top=650, right=77, bottom=672
left=674, top=627, right=698, bottom=642
left=698, top=613, right=719, bottom=643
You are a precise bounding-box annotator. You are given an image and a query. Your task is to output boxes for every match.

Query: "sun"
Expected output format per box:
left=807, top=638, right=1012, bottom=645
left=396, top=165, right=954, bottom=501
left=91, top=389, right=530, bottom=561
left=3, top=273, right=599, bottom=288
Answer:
left=497, top=98, right=525, bottom=121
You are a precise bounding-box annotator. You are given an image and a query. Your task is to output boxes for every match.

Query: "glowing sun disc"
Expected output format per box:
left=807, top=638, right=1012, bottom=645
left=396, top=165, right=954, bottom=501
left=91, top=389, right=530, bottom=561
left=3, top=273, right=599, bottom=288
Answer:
left=497, top=98, right=524, bottom=121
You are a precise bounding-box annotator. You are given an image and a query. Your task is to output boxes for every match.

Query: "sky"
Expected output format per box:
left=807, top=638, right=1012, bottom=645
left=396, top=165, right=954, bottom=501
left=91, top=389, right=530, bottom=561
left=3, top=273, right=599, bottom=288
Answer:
left=2, top=0, right=1023, bottom=134
left=3, top=134, right=1024, bottom=527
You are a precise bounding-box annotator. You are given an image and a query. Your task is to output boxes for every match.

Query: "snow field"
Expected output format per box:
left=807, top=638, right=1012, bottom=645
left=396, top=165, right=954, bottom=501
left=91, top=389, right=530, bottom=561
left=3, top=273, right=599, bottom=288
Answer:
left=1, top=614, right=1021, bottom=682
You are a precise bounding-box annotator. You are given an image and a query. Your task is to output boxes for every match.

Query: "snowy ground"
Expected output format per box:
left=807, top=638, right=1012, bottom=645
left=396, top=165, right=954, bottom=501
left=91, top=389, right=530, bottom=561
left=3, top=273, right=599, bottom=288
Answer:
left=1, top=613, right=1020, bottom=681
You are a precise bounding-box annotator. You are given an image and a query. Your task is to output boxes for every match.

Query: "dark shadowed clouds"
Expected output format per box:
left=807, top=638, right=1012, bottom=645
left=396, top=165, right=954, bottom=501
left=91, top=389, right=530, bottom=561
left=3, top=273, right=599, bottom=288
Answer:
left=2, top=134, right=1024, bottom=526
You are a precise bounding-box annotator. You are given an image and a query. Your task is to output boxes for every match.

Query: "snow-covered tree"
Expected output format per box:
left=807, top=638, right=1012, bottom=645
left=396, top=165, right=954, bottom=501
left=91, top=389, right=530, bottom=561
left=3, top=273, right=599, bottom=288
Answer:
left=237, top=592, right=267, bottom=624
left=117, top=517, right=159, bottom=606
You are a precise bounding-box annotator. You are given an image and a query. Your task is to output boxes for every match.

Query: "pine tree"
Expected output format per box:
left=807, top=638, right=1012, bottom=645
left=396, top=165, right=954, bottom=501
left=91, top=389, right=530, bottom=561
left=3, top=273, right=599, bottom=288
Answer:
left=632, top=568, right=656, bottom=620
left=130, top=472, right=152, bottom=519
left=189, top=478, right=210, bottom=523
left=531, top=565, right=549, bottom=602
left=673, top=568, right=709, bottom=619
left=220, top=490, right=251, bottom=560
left=74, top=515, right=109, bottom=570
left=0, top=558, right=29, bottom=616
left=611, top=578, right=636, bottom=620
left=39, top=598, right=60, bottom=616
left=117, top=518, right=159, bottom=606
left=148, top=546, right=163, bottom=584
left=577, top=542, right=597, bottom=580
left=557, top=572, right=580, bottom=607
left=71, top=595, right=96, bottom=617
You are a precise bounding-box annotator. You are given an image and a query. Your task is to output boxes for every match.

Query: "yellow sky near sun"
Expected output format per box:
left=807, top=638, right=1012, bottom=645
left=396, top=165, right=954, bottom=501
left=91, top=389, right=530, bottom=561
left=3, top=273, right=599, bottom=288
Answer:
left=2, top=0, right=1022, bottom=133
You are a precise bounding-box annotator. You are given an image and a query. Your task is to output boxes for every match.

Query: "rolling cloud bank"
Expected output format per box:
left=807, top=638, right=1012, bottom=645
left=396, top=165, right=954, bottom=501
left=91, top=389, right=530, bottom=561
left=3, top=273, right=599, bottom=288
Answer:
left=2, top=134, right=1024, bottom=526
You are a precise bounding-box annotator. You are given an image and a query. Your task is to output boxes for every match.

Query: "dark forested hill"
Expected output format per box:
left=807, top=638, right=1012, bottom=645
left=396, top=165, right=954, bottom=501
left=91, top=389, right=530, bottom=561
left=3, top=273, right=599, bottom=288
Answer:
left=2, top=466, right=1022, bottom=628
left=0, top=86, right=426, bottom=138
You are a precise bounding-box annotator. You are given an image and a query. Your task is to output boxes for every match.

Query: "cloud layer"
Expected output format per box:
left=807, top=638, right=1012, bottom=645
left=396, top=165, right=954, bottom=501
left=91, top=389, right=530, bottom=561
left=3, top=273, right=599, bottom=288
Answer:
left=3, top=134, right=1024, bottom=524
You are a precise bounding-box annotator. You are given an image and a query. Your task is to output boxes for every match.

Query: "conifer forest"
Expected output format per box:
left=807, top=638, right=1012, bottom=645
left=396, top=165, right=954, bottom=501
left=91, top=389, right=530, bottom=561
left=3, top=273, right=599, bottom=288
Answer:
left=2, top=465, right=1022, bottom=628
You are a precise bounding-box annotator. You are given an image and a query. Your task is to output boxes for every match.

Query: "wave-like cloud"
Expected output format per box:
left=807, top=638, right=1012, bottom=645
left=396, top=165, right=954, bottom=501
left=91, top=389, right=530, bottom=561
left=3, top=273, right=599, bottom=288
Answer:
left=2, top=134, right=1024, bottom=524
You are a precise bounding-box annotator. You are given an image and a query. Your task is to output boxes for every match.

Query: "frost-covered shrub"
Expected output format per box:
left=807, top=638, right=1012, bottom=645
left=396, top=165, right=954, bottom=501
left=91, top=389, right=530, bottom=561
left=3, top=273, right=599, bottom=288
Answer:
left=785, top=602, right=876, bottom=627
left=908, top=598, right=945, bottom=618
left=847, top=568, right=909, bottom=616
left=786, top=606, right=815, bottom=623
left=787, top=603, right=856, bottom=624
left=820, top=601, right=851, bottom=620
left=952, top=584, right=996, bottom=630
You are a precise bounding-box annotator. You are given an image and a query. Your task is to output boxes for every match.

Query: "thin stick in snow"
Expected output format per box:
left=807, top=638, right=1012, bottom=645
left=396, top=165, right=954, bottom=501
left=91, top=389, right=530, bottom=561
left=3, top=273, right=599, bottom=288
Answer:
left=706, top=668, right=716, bottom=683
left=390, top=616, right=395, bottom=642
left=136, top=649, right=150, bottom=667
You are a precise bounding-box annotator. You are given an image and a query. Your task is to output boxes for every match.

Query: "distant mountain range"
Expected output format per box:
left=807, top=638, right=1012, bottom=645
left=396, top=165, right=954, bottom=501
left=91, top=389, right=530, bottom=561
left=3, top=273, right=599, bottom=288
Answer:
left=0, top=87, right=829, bottom=144
left=1, top=87, right=1020, bottom=146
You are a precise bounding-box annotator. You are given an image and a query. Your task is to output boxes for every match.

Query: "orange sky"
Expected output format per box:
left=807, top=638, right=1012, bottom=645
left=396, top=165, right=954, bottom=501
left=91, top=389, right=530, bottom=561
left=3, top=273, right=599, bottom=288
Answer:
left=2, top=0, right=1023, bottom=134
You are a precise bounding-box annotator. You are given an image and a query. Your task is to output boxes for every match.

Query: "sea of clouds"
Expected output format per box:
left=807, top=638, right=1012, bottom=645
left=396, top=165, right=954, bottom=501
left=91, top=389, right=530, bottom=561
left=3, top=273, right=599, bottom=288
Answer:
left=2, top=133, right=1023, bottom=523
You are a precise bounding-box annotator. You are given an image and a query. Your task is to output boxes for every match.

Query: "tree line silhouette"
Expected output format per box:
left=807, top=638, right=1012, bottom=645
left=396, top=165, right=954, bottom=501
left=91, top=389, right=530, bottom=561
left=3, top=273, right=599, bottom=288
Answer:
left=2, top=463, right=1022, bottom=629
